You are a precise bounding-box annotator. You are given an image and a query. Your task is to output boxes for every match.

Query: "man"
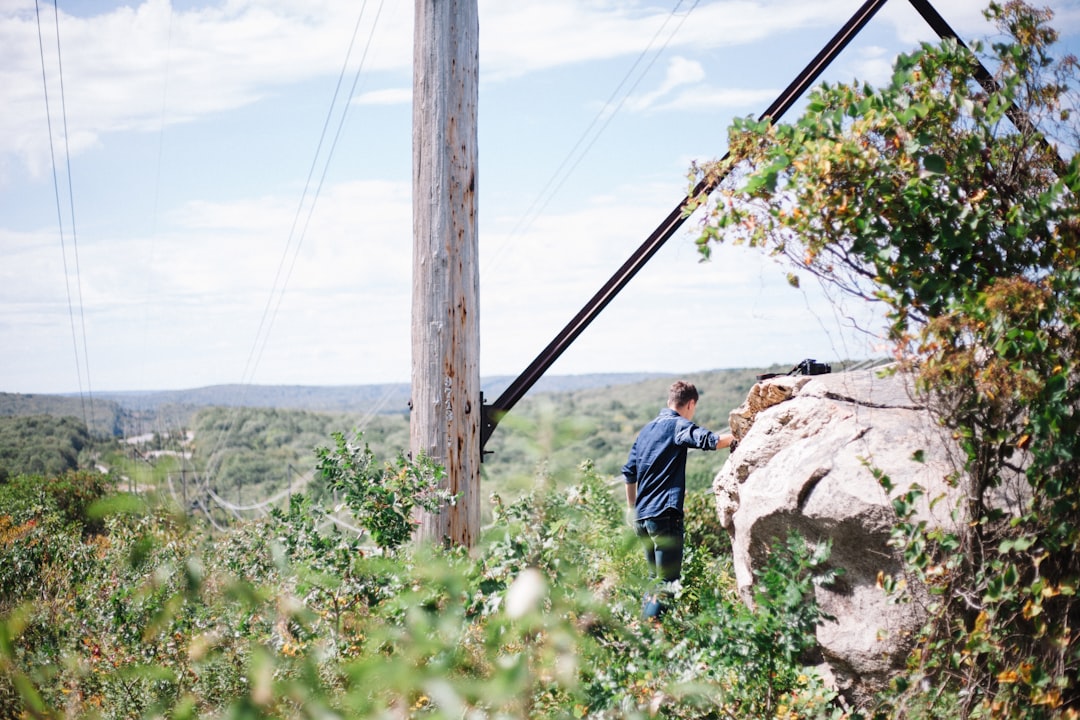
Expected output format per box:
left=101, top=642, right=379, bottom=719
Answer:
left=623, top=380, right=735, bottom=619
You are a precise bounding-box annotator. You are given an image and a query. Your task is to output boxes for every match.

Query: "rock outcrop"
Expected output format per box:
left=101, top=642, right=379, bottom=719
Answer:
left=713, top=367, right=968, bottom=705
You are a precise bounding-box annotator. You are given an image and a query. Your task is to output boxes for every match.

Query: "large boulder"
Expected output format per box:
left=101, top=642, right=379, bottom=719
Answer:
left=713, top=367, right=968, bottom=705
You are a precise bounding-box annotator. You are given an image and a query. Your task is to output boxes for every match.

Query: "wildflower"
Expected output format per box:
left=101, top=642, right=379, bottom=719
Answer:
left=505, top=567, right=546, bottom=619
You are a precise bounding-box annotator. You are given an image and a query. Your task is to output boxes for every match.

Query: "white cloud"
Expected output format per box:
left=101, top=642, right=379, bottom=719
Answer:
left=0, top=228, right=73, bottom=305
left=875, top=0, right=1080, bottom=48
left=879, top=0, right=993, bottom=46
left=2, top=0, right=1028, bottom=177
left=645, top=85, right=780, bottom=113
left=624, top=55, right=706, bottom=111
left=155, top=179, right=412, bottom=300
left=478, top=177, right=884, bottom=379
left=353, top=87, right=411, bottom=106
left=479, top=0, right=865, bottom=81
left=3, top=0, right=1071, bottom=394
left=0, top=161, right=882, bottom=392
left=0, top=0, right=412, bottom=175
left=0, top=178, right=414, bottom=390
left=846, top=45, right=897, bottom=88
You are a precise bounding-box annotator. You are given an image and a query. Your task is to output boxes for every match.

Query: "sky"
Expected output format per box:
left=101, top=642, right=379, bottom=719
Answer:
left=2, top=0, right=1079, bottom=396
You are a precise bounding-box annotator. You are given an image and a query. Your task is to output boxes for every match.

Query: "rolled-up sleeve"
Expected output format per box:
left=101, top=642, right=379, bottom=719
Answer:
left=674, top=419, right=717, bottom=450
left=622, top=442, right=639, bottom=482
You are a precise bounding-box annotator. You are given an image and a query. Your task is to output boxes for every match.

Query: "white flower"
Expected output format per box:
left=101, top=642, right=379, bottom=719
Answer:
left=505, top=567, right=547, bottom=619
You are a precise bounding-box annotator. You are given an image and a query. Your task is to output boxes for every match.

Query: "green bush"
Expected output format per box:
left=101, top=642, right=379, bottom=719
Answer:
left=0, top=415, right=91, bottom=482
left=0, top=459, right=842, bottom=719
left=0, top=470, right=115, bottom=532
left=692, top=3, right=1080, bottom=715
left=313, top=431, right=454, bottom=552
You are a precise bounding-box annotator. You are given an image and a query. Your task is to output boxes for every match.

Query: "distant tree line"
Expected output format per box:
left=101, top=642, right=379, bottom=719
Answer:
left=0, top=393, right=126, bottom=438
left=0, top=415, right=91, bottom=482
left=191, top=406, right=411, bottom=504
left=0, top=367, right=795, bottom=523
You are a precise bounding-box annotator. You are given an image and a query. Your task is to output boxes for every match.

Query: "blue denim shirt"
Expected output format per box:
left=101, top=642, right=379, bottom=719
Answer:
left=622, top=407, right=720, bottom=520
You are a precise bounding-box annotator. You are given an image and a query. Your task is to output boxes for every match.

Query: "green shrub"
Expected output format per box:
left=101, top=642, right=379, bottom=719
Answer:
left=691, top=3, right=1080, bottom=715
left=0, top=470, right=114, bottom=531
left=0, top=459, right=844, bottom=719
left=314, top=431, right=454, bottom=552
left=0, top=415, right=90, bottom=481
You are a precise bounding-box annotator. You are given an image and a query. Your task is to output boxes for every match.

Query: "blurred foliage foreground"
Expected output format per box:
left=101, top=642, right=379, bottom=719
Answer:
left=0, top=456, right=845, bottom=720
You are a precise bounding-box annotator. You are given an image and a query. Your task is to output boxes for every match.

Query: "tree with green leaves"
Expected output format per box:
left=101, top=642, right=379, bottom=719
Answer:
left=0, top=415, right=90, bottom=481
left=314, top=431, right=454, bottom=552
left=691, top=2, right=1080, bottom=717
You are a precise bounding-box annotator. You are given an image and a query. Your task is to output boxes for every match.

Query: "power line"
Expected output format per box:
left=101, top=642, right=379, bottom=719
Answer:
left=198, top=1, right=375, bottom=468
left=248, top=0, right=389, bottom=384
left=204, top=472, right=312, bottom=513
left=51, top=0, right=96, bottom=433
left=200, top=0, right=386, bottom=474
left=243, top=0, right=387, bottom=388
left=35, top=0, right=92, bottom=431
left=198, top=0, right=697, bottom=513
left=488, top=0, right=702, bottom=272
left=138, top=2, right=175, bottom=393
left=193, top=496, right=228, bottom=532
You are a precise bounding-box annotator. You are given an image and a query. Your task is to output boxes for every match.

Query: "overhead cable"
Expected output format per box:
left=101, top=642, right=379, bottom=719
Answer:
left=200, top=0, right=386, bottom=474
left=247, top=0, right=389, bottom=383
left=50, top=0, right=95, bottom=434
left=35, top=0, right=93, bottom=431
left=488, top=0, right=702, bottom=272
left=203, top=472, right=312, bottom=513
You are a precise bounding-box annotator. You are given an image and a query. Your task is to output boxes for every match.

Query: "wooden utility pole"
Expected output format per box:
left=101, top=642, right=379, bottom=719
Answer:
left=411, top=0, right=480, bottom=546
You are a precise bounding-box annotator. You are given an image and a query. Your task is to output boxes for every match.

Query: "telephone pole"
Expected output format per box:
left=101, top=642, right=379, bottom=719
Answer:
left=411, top=0, right=480, bottom=546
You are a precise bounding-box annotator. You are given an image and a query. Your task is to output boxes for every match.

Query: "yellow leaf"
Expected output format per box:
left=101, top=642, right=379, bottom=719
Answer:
left=1034, top=688, right=1062, bottom=707
left=997, top=669, right=1019, bottom=683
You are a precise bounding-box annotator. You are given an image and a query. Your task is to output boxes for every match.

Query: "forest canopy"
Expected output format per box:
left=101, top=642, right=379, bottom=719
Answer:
left=0, top=415, right=90, bottom=482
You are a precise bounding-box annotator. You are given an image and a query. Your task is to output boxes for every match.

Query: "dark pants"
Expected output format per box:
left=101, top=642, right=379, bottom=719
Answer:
left=635, top=510, right=684, bottom=618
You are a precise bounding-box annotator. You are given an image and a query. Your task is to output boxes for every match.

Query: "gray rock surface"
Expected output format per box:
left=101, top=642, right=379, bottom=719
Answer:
left=713, top=367, right=968, bottom=704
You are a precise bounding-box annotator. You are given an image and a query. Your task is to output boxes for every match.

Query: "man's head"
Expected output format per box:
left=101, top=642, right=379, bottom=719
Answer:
left=668, top=380, right=699, bottom=420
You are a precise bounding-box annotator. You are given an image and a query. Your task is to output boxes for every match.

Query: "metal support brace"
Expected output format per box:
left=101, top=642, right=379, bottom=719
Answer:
left=480, top=0, right=1063, bottom=457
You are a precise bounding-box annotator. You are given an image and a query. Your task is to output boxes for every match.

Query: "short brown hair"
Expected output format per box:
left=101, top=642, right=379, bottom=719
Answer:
left=668, top=380, right=699, bottom=409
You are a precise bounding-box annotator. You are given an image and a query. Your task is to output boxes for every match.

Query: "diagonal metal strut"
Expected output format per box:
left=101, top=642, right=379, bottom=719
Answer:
left=906, top=0, right=1066, bottom=175
left=480, top=0, right=892, bottom=456
left=481, top=0, right=1061, bottom=456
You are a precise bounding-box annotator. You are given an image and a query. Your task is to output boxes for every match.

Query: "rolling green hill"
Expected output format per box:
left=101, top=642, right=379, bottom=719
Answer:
left=83, top=372, right=671, bottom=414
left=0, top=392, right=126, bottom=438
left=2, top=362, right=857, bottom=522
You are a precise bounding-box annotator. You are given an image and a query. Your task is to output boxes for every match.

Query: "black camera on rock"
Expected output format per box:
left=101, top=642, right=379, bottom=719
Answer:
left=793, top=358, right=832, bottom=376
left=756, top=358, right=832, bottom=381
